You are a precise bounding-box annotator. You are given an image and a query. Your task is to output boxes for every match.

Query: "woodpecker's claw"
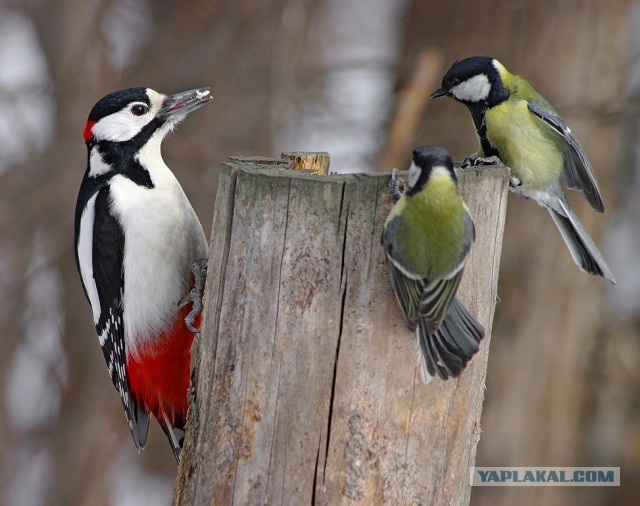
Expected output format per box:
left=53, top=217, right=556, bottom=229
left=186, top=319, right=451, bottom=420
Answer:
left=461, top=155, right=503, bottom=168
left=179, top=258, right=208, bottom=333
left=388, top=169, right=405, bottom=203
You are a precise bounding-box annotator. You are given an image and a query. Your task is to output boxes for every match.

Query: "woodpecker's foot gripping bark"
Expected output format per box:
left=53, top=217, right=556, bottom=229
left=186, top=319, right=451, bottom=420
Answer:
left=180, top=258, right=208, bottom=333
left=460, top=154, right=503, bottom=168
left=388, top=168, right=405, bottom=203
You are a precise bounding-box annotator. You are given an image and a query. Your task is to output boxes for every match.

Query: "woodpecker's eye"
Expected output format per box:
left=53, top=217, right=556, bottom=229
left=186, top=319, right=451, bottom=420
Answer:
left=130, top=104, right=148, bottom=116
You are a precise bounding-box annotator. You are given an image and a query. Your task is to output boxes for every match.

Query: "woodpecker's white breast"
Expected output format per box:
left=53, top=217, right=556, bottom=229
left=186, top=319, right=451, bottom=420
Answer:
left=109, top=131, right=208, bottom=359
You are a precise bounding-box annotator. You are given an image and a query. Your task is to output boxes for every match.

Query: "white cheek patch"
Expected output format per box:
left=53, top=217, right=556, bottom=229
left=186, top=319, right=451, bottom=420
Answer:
left=408, top=161, right=421, bottom=190
left=77, top=193, right=101, bottom=324
left=452, top=74, right=491, bottom=102
left=89, top=146, right=113, bottom=177
left=91, top=105, right=153, bottom=142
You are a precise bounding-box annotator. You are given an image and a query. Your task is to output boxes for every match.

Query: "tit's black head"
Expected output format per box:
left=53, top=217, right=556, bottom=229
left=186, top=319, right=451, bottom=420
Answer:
left=412, top=145, right=453, bottom=170
left=431, top=56, right=509, bottom=106
left=406, top=145, right=455, bottom=196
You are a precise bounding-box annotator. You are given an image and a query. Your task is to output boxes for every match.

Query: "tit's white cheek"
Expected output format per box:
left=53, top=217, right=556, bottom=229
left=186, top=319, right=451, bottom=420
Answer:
left=451, top=74, right=491, bottom=102
left=408, top=162, right=421, bottom=190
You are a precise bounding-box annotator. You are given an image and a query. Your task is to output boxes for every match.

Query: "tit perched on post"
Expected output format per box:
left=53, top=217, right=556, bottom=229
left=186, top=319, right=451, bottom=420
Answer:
left=431, top=56, right=615, bottom=284
left=383, top=145, right=484, bottom=382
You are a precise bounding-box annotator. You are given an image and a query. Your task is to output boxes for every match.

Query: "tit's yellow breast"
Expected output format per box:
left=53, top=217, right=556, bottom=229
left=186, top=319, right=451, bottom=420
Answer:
left=484, top=99, right=564, bottom=191
left=388, top=172, right=466, bottom=278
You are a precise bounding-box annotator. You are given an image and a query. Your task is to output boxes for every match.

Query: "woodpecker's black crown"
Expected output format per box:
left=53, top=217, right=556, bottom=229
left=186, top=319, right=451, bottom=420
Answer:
left=88, top=87, right=150, bottom=122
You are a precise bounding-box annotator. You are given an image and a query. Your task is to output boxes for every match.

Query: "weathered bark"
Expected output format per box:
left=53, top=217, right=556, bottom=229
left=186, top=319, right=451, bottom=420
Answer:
left=174, top=157, right=509, bottom=505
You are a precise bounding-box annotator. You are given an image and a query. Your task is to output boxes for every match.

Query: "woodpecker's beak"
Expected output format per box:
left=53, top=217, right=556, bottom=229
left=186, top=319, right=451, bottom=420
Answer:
left=430, top=87, right=448, bottom=99
left=159, top=88, right=213, bottom=119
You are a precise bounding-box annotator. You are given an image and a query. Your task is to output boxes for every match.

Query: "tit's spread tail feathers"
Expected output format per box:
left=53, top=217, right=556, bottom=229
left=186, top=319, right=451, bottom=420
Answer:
left=527, top=102, right=604, bottom=212
left=547, top=200, right=616, bottom=284
left=417, top=297, right=484, bottom=382
left=385, top=246, right=485, bottom=383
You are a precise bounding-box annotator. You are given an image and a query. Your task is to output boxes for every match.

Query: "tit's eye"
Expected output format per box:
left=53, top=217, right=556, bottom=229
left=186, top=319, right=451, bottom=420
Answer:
left=130, top=104, right=148, bottom=116
left=452, top=78, right=460, bottom=86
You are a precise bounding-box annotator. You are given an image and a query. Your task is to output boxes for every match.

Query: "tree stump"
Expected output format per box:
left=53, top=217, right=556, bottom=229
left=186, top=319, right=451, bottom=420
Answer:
left=173, top=156, right=509, bottom=505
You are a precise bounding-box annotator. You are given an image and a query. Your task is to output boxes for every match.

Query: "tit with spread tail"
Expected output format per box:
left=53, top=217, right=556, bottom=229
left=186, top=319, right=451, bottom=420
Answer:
left=383, top=145, right=484, bottom=382
left=432, top=56, right=615, bottom=284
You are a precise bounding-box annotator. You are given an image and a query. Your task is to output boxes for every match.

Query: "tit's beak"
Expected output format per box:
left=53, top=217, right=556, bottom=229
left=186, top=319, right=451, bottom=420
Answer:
left=159, top=87, right=213, bottom=118
left=430, top=87, right=448, bottom=99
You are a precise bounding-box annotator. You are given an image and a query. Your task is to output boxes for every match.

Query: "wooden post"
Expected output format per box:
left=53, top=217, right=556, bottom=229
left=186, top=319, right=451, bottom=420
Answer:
left=173, top=156, right=509, bottom=505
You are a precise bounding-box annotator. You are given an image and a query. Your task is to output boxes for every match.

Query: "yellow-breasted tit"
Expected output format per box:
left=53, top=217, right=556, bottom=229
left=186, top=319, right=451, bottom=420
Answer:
left=432, top=56, right=615, bottom=284
left=383, top=145, right=484, bottom=382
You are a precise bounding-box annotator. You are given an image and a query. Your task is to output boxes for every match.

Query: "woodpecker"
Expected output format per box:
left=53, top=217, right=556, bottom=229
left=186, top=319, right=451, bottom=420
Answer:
left=74, top=87, right=212, bottom=460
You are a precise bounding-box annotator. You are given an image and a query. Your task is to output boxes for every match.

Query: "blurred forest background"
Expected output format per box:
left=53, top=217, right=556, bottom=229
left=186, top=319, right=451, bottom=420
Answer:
left=0, top=0, right=638, bottom=504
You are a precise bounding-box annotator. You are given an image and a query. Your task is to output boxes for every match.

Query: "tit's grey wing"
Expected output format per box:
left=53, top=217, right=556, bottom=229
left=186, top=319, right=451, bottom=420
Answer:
left=382, top=216, right=424, bottom=327
left=527, top=101, right=604, bottom=212
left=385, top=258, right=423, bottom=329
left=419, top=297, right=484, bottom=381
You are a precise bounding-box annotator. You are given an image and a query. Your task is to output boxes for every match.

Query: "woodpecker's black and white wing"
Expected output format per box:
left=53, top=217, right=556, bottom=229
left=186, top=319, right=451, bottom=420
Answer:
left=527, top=101, right=604, bottom=212
left=74, top=184, right=150, bottom=449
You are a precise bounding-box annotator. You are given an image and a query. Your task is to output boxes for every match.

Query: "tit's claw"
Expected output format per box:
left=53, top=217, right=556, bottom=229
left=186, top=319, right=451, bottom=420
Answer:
left=509, top=175, right=522, bottom=188
left=179, top=258, right=208, bottom=334
left=388, top=168, right=405, bottom=203
left=461, top=155, right=503, bottom=168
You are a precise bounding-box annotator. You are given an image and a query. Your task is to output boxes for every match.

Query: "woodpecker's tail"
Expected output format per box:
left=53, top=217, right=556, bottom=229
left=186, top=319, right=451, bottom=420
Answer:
left=159, top=414, right=185, bottom=462
left=129, top=402, right=151, bottom=452
left=547, top=200, right=616, bottom=284
left=417, top=297, right=484, bottom=382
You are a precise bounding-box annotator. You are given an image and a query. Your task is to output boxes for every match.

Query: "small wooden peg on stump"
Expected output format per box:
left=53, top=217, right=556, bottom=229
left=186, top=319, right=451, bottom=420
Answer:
left=281, top=151, right=331, bottom=174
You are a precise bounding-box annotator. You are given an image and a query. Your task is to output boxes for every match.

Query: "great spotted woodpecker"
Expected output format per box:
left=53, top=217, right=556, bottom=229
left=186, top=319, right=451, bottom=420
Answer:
left=74, top=87, right=212, bottom=460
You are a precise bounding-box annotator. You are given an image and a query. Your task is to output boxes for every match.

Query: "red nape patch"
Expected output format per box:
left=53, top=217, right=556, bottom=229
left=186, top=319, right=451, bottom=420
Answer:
left=83, top=120, right=96, bottom=143
left=126, top=305, right=200, bottom=426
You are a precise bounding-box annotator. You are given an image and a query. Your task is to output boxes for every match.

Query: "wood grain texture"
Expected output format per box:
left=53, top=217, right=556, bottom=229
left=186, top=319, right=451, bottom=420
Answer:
left=281, top=152, right=331, bottom=175
left=173, top=158, right=509, bottom=506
